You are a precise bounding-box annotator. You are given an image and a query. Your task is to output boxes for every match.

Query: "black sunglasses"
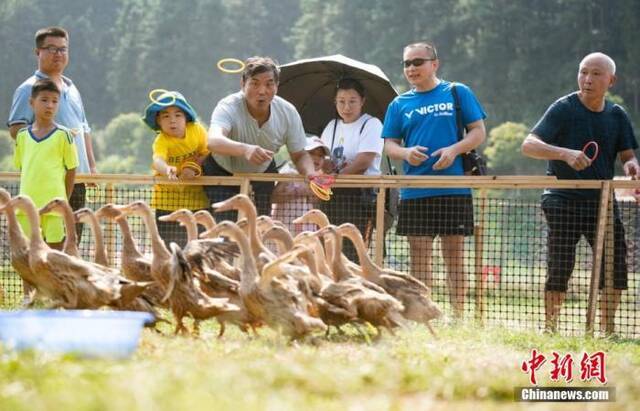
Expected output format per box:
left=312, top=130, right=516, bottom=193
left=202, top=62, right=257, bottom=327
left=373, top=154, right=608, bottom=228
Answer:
left=402, top=57, right=435, bottom=68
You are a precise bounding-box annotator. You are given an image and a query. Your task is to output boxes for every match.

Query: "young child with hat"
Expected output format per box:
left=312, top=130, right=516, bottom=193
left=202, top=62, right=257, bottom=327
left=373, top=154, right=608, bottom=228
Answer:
left=143, top=90, right=209, bottom=247
left=271, top=136, right=329, bottom=235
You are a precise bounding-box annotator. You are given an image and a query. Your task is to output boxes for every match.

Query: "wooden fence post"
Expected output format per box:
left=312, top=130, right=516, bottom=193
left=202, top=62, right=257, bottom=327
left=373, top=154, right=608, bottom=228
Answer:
left=374, top=188, right=386, bottom=266
left=474, top=189, right=487, bottom=324
left=104, top=183, right=117, bottom=267
left=586, top=181, right=611, bottom=336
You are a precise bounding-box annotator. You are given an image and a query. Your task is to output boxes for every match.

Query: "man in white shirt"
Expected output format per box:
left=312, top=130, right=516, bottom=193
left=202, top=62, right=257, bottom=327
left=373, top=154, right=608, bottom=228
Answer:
left=205, top=56, right=318, bottom=217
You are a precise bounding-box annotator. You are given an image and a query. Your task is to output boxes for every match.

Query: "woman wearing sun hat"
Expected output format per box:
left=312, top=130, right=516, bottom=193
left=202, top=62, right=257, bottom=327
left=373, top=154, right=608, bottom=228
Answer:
left=143, top=90, right=209, bottom=247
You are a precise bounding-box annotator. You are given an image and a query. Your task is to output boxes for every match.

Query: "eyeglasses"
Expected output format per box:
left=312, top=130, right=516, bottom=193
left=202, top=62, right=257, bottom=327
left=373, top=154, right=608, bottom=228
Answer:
left=39, top=46, right=68, bottom=55
left=402, top=58, right=435, bottom=68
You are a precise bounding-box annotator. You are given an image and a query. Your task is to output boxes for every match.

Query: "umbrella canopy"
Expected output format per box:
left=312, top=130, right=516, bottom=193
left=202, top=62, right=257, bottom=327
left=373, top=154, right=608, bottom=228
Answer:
left=277, top=54, right=398, bottom=136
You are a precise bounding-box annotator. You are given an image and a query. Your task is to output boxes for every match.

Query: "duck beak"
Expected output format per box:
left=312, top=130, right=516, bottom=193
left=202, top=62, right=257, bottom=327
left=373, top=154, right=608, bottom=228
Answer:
left=38, top=204, right=54, bottom=215
left=114, top=204, right=135, bottom=216
left=211, top=200, right=232, bottom=212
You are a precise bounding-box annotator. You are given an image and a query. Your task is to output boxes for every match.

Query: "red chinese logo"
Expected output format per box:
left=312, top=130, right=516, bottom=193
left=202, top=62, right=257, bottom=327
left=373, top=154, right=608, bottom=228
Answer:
left=580, top=351, right=607, bottom=384
left=521, top=351, right=607, bottom=385
left=521, top=349, right=546, bottom=385
left=549, top=352, right=574, bottom=383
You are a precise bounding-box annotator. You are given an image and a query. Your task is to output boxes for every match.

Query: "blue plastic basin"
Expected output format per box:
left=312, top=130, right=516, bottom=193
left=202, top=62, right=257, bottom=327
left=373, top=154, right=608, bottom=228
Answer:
left=0, top=310, right=153, bottom=359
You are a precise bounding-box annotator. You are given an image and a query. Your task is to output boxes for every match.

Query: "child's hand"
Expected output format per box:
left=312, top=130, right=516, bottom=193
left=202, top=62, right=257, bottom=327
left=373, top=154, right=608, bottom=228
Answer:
left=180, top=166, right=197, bottom=180
left=322, top=159, right=337, bottom=174
left=166, top=166, right=178, bottom=181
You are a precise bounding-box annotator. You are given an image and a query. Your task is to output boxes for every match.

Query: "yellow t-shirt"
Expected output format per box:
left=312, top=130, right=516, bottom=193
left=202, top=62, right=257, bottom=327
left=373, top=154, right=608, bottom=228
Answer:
left=151, top=122, right=210, bottom=210
left=14, top=125, right=78, bottom=207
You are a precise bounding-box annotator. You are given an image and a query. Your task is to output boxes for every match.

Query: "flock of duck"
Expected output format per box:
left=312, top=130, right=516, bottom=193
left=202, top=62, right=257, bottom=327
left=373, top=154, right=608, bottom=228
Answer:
left=0, top=188, right=441, bottom=341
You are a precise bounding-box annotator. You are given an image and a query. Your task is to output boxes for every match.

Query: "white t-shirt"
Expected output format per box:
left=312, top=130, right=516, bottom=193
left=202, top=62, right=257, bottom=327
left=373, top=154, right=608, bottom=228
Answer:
left=320, top=114, right=384, bottom=175
left=210, top=92, right=307, bottom=173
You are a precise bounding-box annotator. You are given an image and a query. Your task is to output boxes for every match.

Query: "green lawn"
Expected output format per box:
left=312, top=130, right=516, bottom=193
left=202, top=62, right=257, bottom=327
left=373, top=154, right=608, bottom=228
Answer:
left=0, top=320, right=637, bottom=411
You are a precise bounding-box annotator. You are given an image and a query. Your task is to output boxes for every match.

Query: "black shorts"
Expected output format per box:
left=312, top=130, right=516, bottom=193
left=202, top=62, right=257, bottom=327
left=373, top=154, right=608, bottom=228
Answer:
left=542, top=196, right=628, bottom=292
left=396, top=195, right=474, bottom=237
left=68, top=183, right=86, bottom=241
left=201, top=155, right=277, bottom=219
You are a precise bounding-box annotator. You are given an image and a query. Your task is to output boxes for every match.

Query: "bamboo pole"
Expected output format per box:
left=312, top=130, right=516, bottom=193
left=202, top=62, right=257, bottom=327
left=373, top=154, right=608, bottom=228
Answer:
left=586, top=181, right=611, bottom=336
left=603, top=189, right=615, bottom=335
left=474, top=189, right=487, bottom=324
left=0, top=172, right=620, bottom=190
left=104, top=183, right=117, bottom=268
left=374, top=188, right=386, bottom=266
left=239, top=177, right=251, bottom=196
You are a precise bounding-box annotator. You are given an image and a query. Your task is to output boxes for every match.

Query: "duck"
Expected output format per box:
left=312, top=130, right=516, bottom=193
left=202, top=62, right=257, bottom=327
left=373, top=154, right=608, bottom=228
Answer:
left=193, top=210, right=216, bottom=231
left=74, top=207, right=109, bottom=266
left=211, top=194, right=277, bottom=263
left=316, top=225, right=405, bottom=336
left=95, top=204, right=153, bottom=282
left=261, top=224, right=294, bottom=255
left=6, top=195, right=150, bottom=309
left=117, top=200, right=240, bottom=335
left=203, top=221, right=326, bottom=340
left=158, top=209, right=261, bottom=337
left=71, top=206, right=165, bottom=321
left=158, top=208, right=240, bottom=281
left=0, top=188, right=36, bottom=303
left=257, top=226, right=361, bottom=335
left=337, top=223, right=441, bottom=336
left=293, top=209, right=363, bottom=275
left=37, top=197, right=80, bottom=257
left=95, top=204, right=170, bottom=317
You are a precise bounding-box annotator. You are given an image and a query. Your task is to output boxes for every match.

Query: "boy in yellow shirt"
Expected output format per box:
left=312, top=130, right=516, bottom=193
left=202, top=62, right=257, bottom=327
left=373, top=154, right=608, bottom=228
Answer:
left=143, top=90, right=209, bottom=246
left=14, top=78, right=78, bottom=250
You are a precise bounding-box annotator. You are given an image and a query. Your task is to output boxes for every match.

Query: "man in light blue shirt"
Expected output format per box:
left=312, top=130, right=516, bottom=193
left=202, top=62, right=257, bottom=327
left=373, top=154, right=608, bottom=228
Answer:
left=383, top=41, right=486, bottom=319
left=7, top=27, right=96, bottom=238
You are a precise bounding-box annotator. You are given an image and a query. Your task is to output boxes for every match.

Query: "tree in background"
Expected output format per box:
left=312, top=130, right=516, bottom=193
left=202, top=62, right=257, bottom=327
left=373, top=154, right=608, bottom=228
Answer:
left=0, top=130, right=14, bottom=172
left=94, top=113, right=155, bottom=174
left=483, top=122, right=539, bottom=176
left=0, top=0, right=638, bottom=138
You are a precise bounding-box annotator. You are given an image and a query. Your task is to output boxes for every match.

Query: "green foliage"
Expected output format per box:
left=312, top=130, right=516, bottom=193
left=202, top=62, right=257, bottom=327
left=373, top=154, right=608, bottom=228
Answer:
left=0, top=156, right=15, bottom=172
left=94, top=113, right=155, bottom=174
left=0, top=130, right=12, bottom=158
left=484, top=122, right=540, bottom=175
left=96, top=154, right=140, bottom=174
left=0, top=130, right=15, bottom=172
left=0, top=0, right=639, bottom=156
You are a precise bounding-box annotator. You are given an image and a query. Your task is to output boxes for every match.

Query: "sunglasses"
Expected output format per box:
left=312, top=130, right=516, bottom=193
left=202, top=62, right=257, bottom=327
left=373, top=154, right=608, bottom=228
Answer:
left=402, top=57, right=435, bottom=68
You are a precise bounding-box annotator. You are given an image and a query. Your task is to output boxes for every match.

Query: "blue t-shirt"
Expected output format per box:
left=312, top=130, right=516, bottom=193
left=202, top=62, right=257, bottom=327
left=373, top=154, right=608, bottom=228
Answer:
left=8, top=71, right=92, bottom=173
left=532, top=92, right=638, bottom=200
left=382, top=81, right=486, bottom=200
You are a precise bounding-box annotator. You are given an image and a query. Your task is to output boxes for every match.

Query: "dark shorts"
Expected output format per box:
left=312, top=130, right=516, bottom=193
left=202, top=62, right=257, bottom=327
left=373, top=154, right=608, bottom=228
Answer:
left=201, top=155, right=277, bottom=220
left=396, top=195, right=474, bottom=237
left=68, top=183, right=86, bottom=241
left=541, top=196, right=628, bottom=292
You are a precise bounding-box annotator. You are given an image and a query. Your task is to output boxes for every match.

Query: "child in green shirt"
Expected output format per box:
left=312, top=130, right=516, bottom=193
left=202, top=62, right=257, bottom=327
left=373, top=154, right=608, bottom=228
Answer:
left=14, top=78, right=79, bottom=249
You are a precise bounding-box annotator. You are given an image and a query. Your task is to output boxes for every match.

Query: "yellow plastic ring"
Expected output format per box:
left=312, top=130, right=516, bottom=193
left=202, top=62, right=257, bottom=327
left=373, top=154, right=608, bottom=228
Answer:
left=180, top=161, right=203, bottom=177
left=310, top=182, right=331, bottom=201
left=148, top=89, right=176, bottom=106
left=217, top=58, right=245, bottom=74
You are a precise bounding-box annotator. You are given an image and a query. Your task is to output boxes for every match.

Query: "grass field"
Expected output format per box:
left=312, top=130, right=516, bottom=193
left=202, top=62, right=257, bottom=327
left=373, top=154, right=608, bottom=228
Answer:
left=0, top=320, right=638, bottom=411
